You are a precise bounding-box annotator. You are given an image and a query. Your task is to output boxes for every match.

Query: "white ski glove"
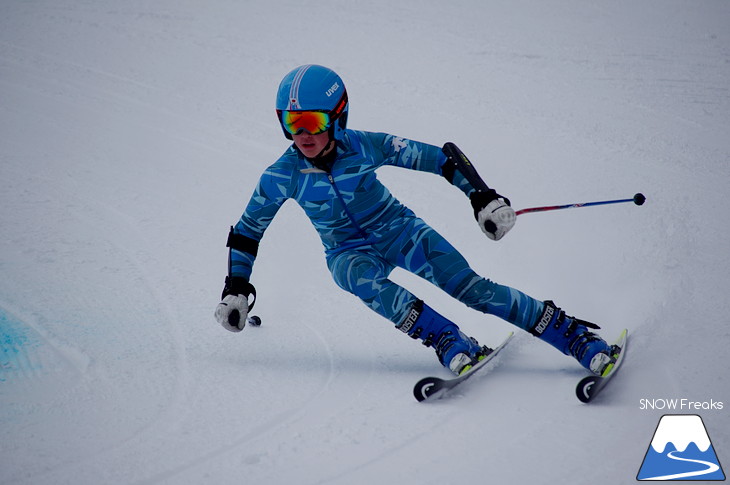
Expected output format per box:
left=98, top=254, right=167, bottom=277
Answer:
left=475, top=198, right=516, bottom=241
left=215, top=294, right=249, bottom=332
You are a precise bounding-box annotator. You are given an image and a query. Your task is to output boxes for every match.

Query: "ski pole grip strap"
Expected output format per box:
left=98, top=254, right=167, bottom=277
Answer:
left=246, top=284, right=257, bottom=311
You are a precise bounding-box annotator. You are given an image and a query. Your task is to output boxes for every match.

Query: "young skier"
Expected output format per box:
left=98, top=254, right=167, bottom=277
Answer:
left=214, top=64, right=614, bottom=376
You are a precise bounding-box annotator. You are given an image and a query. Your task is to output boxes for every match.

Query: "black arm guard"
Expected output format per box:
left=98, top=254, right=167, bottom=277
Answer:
left=441, top=142, right=489, bottom=192
left=226, top=226, right=259, bottom=257
left=441, top=142, right=510, bottom=219
left=223, top=226, right=258, bottom=309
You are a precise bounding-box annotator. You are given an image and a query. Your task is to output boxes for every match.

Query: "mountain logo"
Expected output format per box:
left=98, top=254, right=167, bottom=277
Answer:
left=637, top=414, right=725, bottom=481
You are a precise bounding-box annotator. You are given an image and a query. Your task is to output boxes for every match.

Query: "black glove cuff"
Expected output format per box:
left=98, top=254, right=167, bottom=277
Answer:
left=469, top=190, right=512, bottom=220
left=221, top=277, right=257, bottom=310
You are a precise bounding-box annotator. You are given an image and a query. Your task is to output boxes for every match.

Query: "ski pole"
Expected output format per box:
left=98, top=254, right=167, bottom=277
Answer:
left=515, top=193, right=645, bottom=216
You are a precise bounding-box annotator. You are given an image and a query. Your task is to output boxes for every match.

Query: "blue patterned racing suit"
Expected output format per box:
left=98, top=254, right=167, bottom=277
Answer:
left=229, top=130, right=543, bottom=330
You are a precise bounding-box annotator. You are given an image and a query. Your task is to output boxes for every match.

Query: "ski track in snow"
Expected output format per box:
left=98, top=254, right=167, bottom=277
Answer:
left=0, top=164, right=190, bottom=482
left=1, top=1, right=729, bottom=484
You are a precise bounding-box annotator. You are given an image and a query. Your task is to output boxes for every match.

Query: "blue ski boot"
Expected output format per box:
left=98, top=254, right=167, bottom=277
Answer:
left=529, top=301, right=612, bottom=375
left=397, top=300, right=490, bottom=375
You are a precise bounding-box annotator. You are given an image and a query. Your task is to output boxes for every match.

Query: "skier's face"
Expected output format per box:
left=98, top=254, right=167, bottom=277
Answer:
left=292, top=131, right=333, bottom=159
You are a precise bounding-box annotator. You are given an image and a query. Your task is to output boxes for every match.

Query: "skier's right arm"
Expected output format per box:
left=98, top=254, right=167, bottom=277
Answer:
left=215, top=163, right=292, bottom=331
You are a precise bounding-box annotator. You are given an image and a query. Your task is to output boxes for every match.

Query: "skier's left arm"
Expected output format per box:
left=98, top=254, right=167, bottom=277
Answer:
left=377, top=133, right=515, bottom=241
left=440, top=142, right=515, bottom=241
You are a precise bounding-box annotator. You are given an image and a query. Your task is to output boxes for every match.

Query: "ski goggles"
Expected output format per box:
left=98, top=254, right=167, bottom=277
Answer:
left=277, top=91, right=349, bottom=136
left=279, top=110, right=332, bottom=136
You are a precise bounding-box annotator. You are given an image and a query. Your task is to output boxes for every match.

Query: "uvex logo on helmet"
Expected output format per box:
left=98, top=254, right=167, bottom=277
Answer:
left=326, top=82, right=340, bottom=97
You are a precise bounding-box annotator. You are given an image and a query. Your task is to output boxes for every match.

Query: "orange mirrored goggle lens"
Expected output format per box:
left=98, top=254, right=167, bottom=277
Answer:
left=280, top=110, right=331, bottom=135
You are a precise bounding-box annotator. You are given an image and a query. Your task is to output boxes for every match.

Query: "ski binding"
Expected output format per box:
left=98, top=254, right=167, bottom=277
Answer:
left=575, top=328, right=628, bottom=403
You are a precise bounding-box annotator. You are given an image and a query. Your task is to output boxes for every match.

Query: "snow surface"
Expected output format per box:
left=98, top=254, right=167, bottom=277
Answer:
left=1, top=1, right=729, bottom=484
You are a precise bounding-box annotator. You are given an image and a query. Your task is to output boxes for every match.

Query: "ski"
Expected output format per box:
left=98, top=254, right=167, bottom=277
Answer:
left=575, top=329, right=628, bottom=403
left=413, top=332, right=514, bottom=402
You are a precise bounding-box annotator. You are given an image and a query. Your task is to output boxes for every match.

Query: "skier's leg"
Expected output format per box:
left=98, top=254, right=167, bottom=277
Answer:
left=383, top=216, right=542, bottom=328
left=386, top=217, right=613, bottom=375
left=327, top=249, right=485, bottom=375
left=326, top=249, right=414, bottom=325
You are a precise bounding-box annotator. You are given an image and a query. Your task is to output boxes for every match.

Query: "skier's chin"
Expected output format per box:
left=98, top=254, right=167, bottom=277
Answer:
left=293, top=132, right=331, bottom=159
left=299, top=144, right=319, bottom=157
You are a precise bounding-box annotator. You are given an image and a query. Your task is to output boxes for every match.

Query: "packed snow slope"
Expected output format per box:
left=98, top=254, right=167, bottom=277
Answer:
left=1, top=1, right=728, bottom=484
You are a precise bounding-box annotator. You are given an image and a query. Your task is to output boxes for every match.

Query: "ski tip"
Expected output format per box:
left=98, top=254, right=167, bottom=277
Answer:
left=414, top=376, right=444, bottom=402
left=576, top=376, right=599, bottom=403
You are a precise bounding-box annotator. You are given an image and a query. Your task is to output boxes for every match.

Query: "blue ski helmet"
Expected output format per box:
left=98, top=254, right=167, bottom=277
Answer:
left=275, top=65, right=349, bottom=140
